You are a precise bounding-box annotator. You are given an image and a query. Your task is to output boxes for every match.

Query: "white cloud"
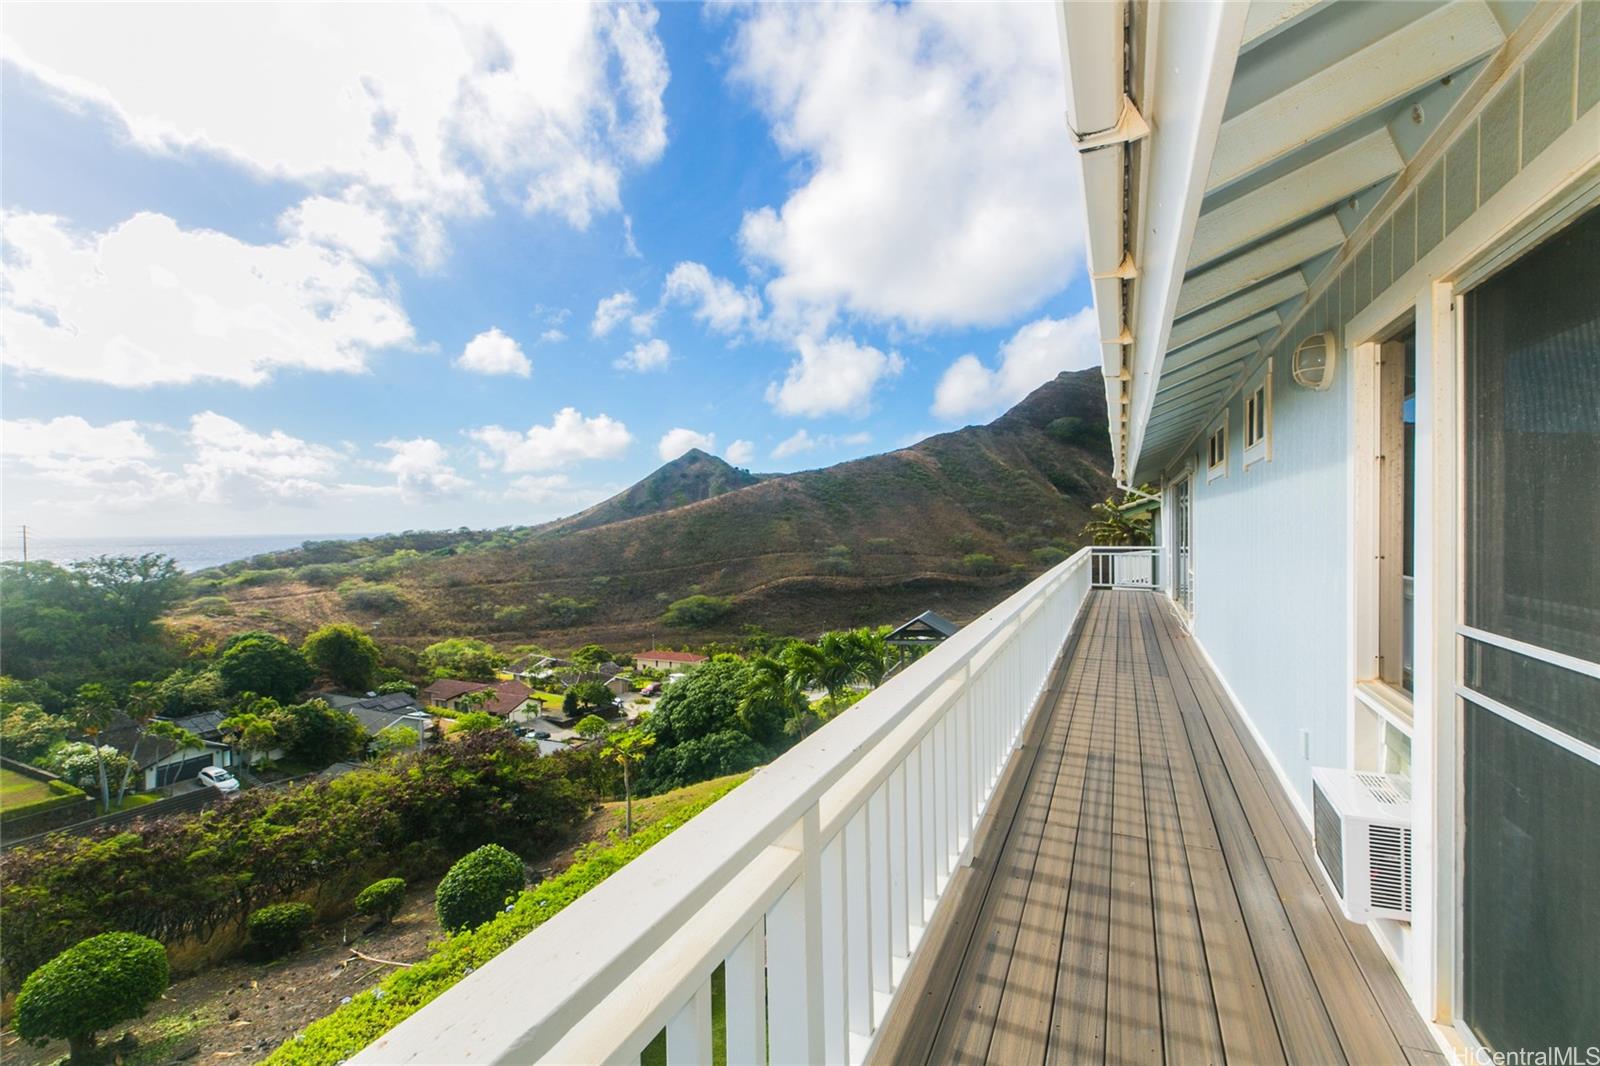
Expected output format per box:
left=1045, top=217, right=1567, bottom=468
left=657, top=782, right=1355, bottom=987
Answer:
left=278, top=194, right=398, bottom=264
left=657, top=427, right=715, bottom=462
left=729, top=3, right=1080, bottom=330
left=662, top=261, right=764, bottom=336
left=456, top=327, right=531, bottom=377
left=184, top=412, right=342, bottom=505
left=539, top=328, right=568, bottom=343
left=591, top=291, right=638, bottom=337
left=470, top=407, right=633, bottom=472
left=615, top=337, right=670, bottom=373
left=765, top=335, right=904, bottom=418
left=0, top=416, right=171, bottom=504
left=3, top=5, right=670, bottom=258
left=377, top=438, right=470, bottom=501
left=932, top=308, right=1099, bottom=420
left=2, top=212, right=412, bottom=388
left=725, top=439, right=755, bottom=466
left=770, top=428, right=871, bottom=460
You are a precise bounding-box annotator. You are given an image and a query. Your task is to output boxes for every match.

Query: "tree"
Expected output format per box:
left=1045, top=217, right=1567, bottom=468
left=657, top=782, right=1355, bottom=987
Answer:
left=571, top=644, right=613, bottom=670
left=458, top=687, right=498, bottom=714
left=140, top=721, right=205, bottom=788
left=70, top=554, right=185, bottom=641
left=739, top=655, right=811, bottom=744
left=661, top=594, right=733, bottom=629
left=574, top=714, right=609, bottom=741
left=68, top=684, right=117, bottom=812
left=436, top=844, right=525, bottom=932
left=301, top=624, right=382, bottom=691
left=370, top=724, right=420, bottom=759
left=219, top=712, right=282, bottom=768
left=13, top=932, right=169, bottom=1065
left=569, top=680, right=616, bottom=713
left=784, top=635, right=855, bottom=712
left=0, top=700, right=72, bottom=763
left=113, top=681, right=162, bottom=805
left=419, top=638, right=505, bottom=682
left=842, top=626, right=892, bottom=689
left=601, top=729, right=656, bottom=836
left=452, top=711, right=504, bottom=735
left=561, top=689, right=579, bottom=716
left=218, top=633, right=314, bottom=702
left=282, top=699, right=366, bottom=766
left=1081, top=486, right=1155, bottom=546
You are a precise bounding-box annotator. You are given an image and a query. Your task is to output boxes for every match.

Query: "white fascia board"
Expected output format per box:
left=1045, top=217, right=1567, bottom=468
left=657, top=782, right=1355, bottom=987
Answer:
left=1189, top=127, right=1403, bottom=267
left=1165, top=312, right=1280, bottom=373
left=1176, top=214, right=1343, bottom=317
left=1167, top=272, right=1306, bottom=349
left=1122, top=0, right=1249, bottom=485
left=1212, top=0, right=1505, bottom=190
left=1082, top=146, right=1128, bottom=276
left=1093, top=276, right=1124, bottom=351
left=1059, top=0, right=1125, bottom=136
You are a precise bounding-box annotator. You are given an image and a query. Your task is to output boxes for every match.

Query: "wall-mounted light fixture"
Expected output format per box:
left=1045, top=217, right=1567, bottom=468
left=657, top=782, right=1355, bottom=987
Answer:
left=1291, top=331, right=1339, bottom=390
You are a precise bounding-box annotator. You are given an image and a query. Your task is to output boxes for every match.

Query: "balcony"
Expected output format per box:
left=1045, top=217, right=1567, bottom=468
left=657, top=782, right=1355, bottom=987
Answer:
left=357, top=549, right=1439, bottom=1064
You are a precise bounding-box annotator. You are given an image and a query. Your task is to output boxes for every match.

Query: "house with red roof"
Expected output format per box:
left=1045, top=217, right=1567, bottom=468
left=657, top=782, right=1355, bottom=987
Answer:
left=420, top=678, right=535, bottom=717
left=633, top=649, right=708, bottom=672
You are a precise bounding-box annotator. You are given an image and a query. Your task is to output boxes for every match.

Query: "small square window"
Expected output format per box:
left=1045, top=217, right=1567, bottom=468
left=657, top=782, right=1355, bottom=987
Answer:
left=1206, top=418, right=1228, bottom=482
left=1243, top=360, right=1272, bottom=468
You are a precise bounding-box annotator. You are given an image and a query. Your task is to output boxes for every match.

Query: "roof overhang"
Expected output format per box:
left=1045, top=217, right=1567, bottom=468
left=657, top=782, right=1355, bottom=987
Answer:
left=1059, top=0, right=1518, bottom=484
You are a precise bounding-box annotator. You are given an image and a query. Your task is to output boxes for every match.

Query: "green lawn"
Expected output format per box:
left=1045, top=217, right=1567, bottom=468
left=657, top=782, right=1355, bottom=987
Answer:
left=0, top=767, right=55, bottom=806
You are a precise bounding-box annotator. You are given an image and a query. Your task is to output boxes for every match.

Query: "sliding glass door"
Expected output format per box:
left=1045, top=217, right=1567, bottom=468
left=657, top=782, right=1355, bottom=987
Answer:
left=1459, top=205, right=1600, bottom=1052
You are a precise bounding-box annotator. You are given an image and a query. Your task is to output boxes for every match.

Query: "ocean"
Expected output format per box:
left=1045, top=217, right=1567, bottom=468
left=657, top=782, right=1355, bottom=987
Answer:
left=0, top=532, right=372, bottom=573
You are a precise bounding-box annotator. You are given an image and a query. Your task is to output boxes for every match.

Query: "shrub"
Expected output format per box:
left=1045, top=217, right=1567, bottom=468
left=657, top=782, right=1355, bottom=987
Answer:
left=435, top=844, right=524, bottom=932
left=339, top=582, right=408, bottom=615
left=661, top=594, right=733, bottom=629
left=452, top=712, right=503, bottom=735
left=14, top=932, right=168, bottom=1064
left=191, top=595, right=235, bottom=617
left=376, top=680, right=417, bottom=696
left=962, top=552, right=1002, bottom=576
left=353, top=878, right=406, bottom=925
left=1031, top=545, right=1069, bottom=566
left=302, top=623, right=382, bottom=690
left=248, top=902, right=315, bottom=958
left=294, top=563, right=349, bottom=587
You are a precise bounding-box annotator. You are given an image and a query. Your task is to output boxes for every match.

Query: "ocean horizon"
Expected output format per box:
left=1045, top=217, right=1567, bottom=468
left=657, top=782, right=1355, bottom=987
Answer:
left=0, top=531, right=376, bottom=573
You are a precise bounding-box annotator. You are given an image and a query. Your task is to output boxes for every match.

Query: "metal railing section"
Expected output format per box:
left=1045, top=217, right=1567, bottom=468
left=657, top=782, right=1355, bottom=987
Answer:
left=356, top=548, right=1097, bottom=1065
left=1089, top=544, right=1162, bottom=589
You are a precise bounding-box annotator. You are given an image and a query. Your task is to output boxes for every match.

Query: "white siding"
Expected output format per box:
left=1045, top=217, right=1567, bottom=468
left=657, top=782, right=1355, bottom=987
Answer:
left=1175, top=349, right=1351, bottom=815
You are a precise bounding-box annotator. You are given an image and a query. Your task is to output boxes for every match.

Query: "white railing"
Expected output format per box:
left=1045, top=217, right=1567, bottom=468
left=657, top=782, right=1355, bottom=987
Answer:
left=1090, top=544, right=1161, bottom=589
left=356, top=548, right=1096, bottom=1066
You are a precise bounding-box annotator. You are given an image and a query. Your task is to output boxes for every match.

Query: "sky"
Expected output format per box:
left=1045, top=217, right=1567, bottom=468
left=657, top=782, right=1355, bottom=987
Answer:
left=0, top=3, right=1098, bottom=539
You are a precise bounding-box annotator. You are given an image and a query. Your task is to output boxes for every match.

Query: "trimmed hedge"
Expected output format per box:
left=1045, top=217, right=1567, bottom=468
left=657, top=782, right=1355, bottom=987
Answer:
left=265, top=777, right=747, bottom=1066
left=249, top=902, right=315, bottom=958
left=435, top=845, right=524, bottom=933
left=14, top=932, right=168, bottom=1060
left=354, top=878, right=406, bottom=925
left=0, top=778, right=87, bottom=825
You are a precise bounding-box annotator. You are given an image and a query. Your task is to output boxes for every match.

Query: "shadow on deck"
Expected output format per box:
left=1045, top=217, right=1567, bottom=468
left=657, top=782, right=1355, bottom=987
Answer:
left=874, top=590, right=1442, bottom=1065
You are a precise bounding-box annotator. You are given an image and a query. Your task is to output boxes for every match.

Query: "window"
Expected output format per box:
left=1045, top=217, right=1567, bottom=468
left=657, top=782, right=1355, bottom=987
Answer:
left=1242, top=361, right=1271, bottom=467
left=1206, top=418, right=1228, bottom=481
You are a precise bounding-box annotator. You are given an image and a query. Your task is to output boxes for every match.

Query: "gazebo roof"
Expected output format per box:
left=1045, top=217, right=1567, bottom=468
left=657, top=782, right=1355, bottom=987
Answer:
left=886, top=610, right=960, bottom=646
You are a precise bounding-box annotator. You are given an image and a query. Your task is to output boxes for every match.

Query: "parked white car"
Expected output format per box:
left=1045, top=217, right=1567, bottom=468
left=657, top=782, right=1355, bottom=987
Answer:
left=197, top=766, right=241, bottom=794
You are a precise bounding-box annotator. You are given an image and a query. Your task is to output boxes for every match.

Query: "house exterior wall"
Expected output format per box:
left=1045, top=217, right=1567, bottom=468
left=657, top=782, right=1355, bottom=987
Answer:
left=1157, top=6, right=1598, bottom=1024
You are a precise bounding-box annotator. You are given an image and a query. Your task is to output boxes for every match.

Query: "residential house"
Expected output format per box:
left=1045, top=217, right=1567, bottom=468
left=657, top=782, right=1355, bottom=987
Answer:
left=324, top=692, right=433, bottom=747
left=348, top=4, right=1597, bottom=1063
left=633, top=649, right=707, bottom=672
left=105, top=715, right=229, bottom=790
left=603, top=675, right=632, bottom=698
left=500, top=654, right=571, bottom=684
left=420, top=679, right=535, bottom=718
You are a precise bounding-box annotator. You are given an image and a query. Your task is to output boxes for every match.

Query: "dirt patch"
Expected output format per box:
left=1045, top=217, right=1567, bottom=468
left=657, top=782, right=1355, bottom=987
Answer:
left=1, top=878, right=448, bottom=1066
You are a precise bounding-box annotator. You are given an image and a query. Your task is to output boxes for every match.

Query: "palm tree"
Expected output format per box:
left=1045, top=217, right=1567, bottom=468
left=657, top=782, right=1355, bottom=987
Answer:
left=740, top=655, right=813, bottom=742
left=1081, top=487, right=1155, bottom=546
left=114, top=681, right=161, bottom=805
left=601, top=729, right=656, bottom=837
left=70, top=684, right=117, bottom=812
left=786, top=634, right=856, bottom=712
left=843, top=626, right=892, bottom=689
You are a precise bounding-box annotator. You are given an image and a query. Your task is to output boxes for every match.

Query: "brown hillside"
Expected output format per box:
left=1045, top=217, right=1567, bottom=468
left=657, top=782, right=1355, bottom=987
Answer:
left=170, top=369, right=1113, bottom=650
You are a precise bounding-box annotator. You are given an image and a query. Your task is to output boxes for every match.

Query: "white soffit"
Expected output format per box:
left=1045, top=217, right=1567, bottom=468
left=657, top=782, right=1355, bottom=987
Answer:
left=1167, top=273, right=1306, bottom=350
left=1165, top=312, right=1280, bottom=373
left=1210, top=0, right=1505, bottom=190
left=1175, top=214, right=1343, bottom=317
left=1240, top=1, right=1325, bottom=52
left=1189, top=127, right=1403, bottom=267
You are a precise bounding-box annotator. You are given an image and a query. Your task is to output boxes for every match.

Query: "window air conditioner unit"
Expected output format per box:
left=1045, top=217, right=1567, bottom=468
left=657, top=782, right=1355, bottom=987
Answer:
left=1310, top=768, right=1413, bottom=923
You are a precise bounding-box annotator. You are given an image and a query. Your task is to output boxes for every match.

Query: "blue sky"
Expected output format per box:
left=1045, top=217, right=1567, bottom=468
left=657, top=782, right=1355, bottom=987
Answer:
left=1, top=3, right=1097, bottom=537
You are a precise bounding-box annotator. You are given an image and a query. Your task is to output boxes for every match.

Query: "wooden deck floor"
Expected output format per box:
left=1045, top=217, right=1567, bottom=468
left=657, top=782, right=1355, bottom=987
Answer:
left=875, top=590, right=1443, bottom=1066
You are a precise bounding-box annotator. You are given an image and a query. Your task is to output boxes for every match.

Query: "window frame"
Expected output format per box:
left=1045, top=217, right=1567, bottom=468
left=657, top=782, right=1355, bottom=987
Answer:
left=1242, top=360, right=1272, bottom=468
left=1205, top=414, right=1228, bottom=482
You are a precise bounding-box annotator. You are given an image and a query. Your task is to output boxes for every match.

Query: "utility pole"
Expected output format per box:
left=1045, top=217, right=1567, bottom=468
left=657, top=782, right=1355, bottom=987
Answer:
left=19, top=524, right=27, bottom=563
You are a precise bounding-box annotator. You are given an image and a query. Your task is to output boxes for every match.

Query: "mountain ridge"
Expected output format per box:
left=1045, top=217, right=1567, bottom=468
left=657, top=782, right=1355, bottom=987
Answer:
left=172, top=369, right=1114, bottom=648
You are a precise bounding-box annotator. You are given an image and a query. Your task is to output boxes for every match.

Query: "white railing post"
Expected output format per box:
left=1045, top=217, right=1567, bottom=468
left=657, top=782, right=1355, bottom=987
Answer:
left=887, top=764, right=909, bottom=962
left=724, top=924, right=766, bottom=1066
left=766, top=809, right=825, bottom=1063
left=665, top=977, right=712, bottom=1066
